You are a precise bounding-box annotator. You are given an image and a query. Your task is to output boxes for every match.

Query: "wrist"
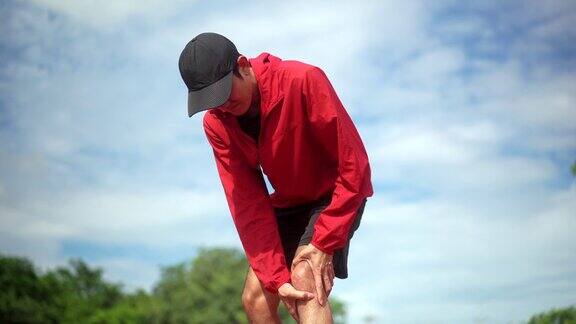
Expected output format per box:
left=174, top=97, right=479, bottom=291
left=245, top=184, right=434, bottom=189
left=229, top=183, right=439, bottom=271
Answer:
left=310, top=240, right=333, bottom=255
left=277, top=277, right=291, bottom=292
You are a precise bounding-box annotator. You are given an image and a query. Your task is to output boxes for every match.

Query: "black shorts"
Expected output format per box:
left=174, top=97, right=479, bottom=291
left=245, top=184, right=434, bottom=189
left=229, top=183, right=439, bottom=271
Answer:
left=274, top=194, right=367, bottom=279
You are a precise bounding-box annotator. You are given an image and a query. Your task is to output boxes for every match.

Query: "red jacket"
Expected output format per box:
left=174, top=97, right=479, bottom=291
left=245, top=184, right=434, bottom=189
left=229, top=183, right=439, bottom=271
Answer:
left=202, top=52, right=373, bottom=293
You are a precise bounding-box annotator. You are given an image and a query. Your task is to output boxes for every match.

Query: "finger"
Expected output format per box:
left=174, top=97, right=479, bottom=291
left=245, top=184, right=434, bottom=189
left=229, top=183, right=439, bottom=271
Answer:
left=286, top=286, right=314, bottom=300
left=326, top=268, right=334, bottom=296
left=328, top=265, right=335, bottom=294
left=308, top=260, right=326, bottom=306
left=291, top=258, right=300, bottom=272
left=291, top=256, right=305, bottom=271
left=323, top=266, right=332, bottom=296
left=291, top=252, right=309, bottom=271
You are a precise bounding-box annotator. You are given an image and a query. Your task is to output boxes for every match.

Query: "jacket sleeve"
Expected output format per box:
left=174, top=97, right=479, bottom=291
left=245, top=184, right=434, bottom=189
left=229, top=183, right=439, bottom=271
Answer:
left=303, top=67, right=374, bottom=255
left=203, top=119, right=291, bottom=293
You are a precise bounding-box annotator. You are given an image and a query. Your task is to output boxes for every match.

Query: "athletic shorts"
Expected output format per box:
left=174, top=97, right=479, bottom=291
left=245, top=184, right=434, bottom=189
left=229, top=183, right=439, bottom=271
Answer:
left=273, top=194, right=367, bottom=279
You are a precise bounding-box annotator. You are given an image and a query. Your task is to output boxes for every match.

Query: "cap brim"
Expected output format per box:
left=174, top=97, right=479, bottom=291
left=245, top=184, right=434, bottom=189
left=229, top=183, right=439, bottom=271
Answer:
left=187, top=71, right=233, bottom=117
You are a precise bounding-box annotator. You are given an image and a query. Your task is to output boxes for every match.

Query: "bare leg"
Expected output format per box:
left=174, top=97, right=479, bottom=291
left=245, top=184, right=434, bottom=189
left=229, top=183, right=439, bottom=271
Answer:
left=242, top=266, right=281, bottom=324
left=291, top=245, right=333, bottom=324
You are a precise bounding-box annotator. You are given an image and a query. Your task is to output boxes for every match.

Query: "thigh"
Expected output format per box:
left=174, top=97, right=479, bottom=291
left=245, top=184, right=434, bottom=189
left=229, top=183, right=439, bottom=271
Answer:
left=299, top=198, right=367, bottom=278
left=244, top=266, right=281, bottom=306
left=274, top=203, right=316, bottom=268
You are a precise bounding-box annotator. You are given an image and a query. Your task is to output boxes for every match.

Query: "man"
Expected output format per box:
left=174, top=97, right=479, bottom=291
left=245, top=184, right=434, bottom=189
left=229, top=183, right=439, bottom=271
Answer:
left=178, top=32, right=373, bottom=323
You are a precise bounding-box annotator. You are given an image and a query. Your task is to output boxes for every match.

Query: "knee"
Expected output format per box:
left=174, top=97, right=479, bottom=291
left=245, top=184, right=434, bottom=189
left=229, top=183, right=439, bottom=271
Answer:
left=291, top=261, right=315, bottom=291
left=241, top=285, right=268, bottom=314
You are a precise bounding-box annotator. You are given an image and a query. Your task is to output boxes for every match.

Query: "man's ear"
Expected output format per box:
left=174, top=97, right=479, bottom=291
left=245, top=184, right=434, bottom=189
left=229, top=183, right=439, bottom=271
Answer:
left=237, top=55, right=251, bottom=73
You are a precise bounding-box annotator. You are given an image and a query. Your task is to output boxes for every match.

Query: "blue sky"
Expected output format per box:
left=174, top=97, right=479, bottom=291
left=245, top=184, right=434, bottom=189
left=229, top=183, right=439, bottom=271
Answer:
left=1, top=0, right=575, bottom=323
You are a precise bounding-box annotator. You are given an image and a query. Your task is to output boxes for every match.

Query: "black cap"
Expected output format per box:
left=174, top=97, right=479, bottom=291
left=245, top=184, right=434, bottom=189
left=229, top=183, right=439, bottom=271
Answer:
left=178, top=32, right=240, bottom=117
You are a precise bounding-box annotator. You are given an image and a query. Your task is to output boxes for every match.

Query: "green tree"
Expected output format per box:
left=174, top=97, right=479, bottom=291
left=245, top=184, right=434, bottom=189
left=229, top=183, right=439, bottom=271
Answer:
left=0, top=255, right=54, bottom=323
left=527, top=305, right=576, bottom=323
left=571, top=160, right=576, bottom=177
left=86, top=289, right=160, bottom=324
left=153, top=247, right=251, bottom=323
left=1, top=248, right=346, bottom=323
left=41, top=258, right=124, bottom=323
left=153, top=247, right=346, bottom=323
left=0, top=254, right=135, bottom=323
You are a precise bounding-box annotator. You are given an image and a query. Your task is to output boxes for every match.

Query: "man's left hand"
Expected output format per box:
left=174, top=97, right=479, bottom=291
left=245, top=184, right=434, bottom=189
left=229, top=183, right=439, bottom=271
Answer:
left=291, top=243, right=334, bottom=306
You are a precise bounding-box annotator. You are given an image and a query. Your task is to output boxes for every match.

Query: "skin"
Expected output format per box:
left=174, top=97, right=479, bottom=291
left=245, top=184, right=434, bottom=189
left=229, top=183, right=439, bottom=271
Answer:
left=290, top=245, right=335, bottom=323
left=217, top=55, right=336, bottom=323
left=243, top=245, right=335, bottom=324
left=213, top=55, right=261, bottom=118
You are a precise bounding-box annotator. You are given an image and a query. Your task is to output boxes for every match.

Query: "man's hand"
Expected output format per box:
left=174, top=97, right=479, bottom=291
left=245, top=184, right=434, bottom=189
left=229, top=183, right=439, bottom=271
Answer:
left=292, top=243, right=334, bottom=306
left=278, top=282, right=314, bottom=322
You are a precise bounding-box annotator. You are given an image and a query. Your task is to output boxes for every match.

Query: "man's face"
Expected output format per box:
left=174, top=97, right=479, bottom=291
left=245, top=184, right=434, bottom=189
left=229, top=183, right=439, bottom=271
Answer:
left=214, top=73, right=252, bottom=116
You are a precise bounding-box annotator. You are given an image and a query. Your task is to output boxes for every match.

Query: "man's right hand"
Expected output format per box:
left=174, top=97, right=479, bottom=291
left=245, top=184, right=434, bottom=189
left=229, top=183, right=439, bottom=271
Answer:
left=278, top=282, right=314, bottom=322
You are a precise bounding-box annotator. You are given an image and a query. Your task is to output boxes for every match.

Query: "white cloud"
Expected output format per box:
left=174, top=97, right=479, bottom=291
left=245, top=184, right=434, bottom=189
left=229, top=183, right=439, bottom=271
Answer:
left=393, top=47, right=467, bottom=88
left=0, top=187, right=240, bottom=289
left=92, top=257, right=163, bottom=292
left=366, top=118, right=557, bottom=186
left=338, top=184, right=576, bottom=323
left=1, top=0, right=575, bottom=323
left=1, top=188, right=236, bottom=247
left=28, top=0, right=192, bottom=31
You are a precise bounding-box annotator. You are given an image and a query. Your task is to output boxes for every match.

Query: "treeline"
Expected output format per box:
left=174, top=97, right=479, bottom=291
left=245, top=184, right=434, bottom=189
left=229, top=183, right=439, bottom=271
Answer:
left=0, top=248, right=345, bottom=323
left=528, top=305, right=576, bottom=324
left=3, top=247, right=574, bottom=324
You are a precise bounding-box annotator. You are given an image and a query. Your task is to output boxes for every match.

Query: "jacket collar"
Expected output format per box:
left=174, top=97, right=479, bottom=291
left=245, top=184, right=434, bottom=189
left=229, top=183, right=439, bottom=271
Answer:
left=249, top=52, right=284, bottom=117
left=209, top=52, right=283, bottom=121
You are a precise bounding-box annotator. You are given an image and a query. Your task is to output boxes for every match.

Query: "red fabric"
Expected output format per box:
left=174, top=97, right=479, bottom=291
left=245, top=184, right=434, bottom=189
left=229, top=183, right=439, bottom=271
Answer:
left=202, top=52, right=373, bottom=293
